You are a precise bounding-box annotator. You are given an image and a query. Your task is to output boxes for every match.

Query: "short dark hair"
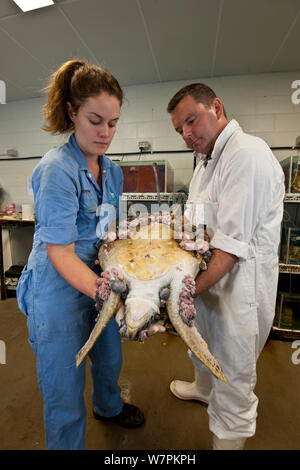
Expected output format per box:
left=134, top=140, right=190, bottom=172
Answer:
left=167, top=83, right=226, bottom=118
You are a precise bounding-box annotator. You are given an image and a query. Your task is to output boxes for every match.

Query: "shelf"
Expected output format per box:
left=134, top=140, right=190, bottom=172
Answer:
left=5, top=284, right=17, bottom=291
left=277, top=292, right=300, bottom=302
left=284, top=194, right=300, bottom=203
left=279, top=264, right=300, bottom=274
left=274, top=290, right=300, bottom=336
left=0, top=220, right=34, bottom=300
left=121, top=192, right=187, bottom=202
left=271, top=326, right=300, bottom=340
left=274, top=161, right=300, bottom=337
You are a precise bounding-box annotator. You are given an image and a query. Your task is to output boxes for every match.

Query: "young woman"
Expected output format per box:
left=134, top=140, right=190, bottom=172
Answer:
left=17, top=60, right=144, bottom=450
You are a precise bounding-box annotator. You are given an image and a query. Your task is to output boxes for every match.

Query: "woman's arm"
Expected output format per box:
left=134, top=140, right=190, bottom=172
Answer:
left=47, top=243, right=98, bottom=299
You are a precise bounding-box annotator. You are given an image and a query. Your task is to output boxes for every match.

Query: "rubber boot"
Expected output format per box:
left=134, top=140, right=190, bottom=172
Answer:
left=169, top=367, right=211, bottom=405
left=213, top=435, right=246, bottom=450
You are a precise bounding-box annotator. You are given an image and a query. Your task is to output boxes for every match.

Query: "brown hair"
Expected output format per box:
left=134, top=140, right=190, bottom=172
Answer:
left=167, top=83, right=226, bottom=118
left=43, top=60, right=123, bottom=135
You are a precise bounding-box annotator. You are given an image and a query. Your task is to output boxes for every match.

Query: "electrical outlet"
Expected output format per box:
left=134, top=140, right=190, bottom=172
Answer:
left=6, top=149, right=18, bottom=157
left=138, top=141, right=152, bottom=152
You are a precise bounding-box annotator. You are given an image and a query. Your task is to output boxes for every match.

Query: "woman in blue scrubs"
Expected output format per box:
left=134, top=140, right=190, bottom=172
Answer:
left=17, top=60, right=144, bottom=449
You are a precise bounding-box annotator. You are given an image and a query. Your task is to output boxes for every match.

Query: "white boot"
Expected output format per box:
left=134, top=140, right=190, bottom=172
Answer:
left=213, top=434, right=246, bottom=450
left=169, top=367, right=211, bottom=405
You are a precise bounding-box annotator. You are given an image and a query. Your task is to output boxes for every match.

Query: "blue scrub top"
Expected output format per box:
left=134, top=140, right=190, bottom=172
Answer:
left=17, top=134, right=123, bottom=321
left=32, top=133, right=123, bottom=259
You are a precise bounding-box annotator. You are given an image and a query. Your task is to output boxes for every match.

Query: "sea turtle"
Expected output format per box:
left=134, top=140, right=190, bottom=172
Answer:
left=76, top=212, right=228, bottom=383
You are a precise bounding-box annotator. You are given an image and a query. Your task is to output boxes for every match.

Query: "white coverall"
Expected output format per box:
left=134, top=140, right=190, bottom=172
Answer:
left=186, top=119, right=284, bottom=439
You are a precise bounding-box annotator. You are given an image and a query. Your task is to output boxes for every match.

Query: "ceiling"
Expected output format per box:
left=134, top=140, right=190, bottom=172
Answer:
left=1, top=0, right=300, bottom=102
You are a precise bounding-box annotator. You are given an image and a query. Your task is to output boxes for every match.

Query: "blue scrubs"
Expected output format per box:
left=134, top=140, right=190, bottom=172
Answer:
left=17, top=134, right=124, bottom=449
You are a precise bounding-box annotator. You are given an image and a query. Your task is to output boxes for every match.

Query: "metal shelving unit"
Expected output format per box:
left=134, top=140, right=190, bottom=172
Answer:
left=279, top=263, right=300, bottom=274
left=121, top=192, right=187, bottom=203
left=283, top=193, right=300, bottom=203
left=272, top=160, right=300, bottom=339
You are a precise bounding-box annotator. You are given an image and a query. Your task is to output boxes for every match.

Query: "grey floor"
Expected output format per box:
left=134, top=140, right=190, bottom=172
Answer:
left=0, top=297, right=299, bottom=450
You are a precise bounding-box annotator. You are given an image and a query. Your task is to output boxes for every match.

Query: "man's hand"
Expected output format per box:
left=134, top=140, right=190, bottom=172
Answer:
left=195, top=248, right=238, bottom=295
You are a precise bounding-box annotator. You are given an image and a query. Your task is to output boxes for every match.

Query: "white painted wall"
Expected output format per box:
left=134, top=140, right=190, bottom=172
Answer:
left=0, top=70, right=300, bottom=209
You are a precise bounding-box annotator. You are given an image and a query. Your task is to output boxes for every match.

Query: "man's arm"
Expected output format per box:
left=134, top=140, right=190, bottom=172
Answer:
left=195, top=248, right=237, bottom=295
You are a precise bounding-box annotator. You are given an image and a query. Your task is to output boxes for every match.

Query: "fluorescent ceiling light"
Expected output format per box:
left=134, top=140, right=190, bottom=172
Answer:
left=13, top=0, right=54, bottom=12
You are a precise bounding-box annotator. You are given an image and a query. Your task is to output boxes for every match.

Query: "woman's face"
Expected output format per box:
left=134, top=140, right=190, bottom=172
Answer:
left=67, top=92, right=120, bottom=160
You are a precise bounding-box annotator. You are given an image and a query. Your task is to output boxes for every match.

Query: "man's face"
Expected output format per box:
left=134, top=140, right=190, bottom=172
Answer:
left=170, top=94, right=224, bottom=155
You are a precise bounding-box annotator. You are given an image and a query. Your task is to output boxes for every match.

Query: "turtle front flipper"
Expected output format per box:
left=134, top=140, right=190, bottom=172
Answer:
left=76, top=290, right=121, bottom=367
left=166, top=276, right=228, bottom=384
left=76, top=276, right=127, bottom=367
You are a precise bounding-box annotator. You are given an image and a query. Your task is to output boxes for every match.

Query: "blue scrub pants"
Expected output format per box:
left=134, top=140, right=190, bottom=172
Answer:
left=27, top=310, right=123, bottom=450
left=18, top=255, right=123, bottom=450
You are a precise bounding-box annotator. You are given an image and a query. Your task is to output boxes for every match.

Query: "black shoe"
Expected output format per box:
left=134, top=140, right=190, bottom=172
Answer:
left=93, top=403, right=145, bottom=429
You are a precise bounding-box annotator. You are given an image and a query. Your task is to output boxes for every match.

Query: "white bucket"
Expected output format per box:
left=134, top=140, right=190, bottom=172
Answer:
left=22, top=203, right=34, bottom=221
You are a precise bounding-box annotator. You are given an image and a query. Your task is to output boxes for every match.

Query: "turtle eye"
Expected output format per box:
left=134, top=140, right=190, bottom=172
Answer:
left=159, top=287, right=170, bottom=300
left=110, top=279, right=127, bottom=294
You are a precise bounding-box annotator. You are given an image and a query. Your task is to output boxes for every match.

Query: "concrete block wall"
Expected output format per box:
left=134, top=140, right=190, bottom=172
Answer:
left=0, top=70, right=300, bottom=207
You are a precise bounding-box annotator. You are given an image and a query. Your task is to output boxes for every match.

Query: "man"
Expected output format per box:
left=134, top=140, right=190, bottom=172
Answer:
left=167, top=83, right=284, bottom=450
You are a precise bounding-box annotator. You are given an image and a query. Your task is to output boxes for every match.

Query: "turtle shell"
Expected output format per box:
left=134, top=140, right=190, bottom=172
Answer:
left=99, top=222, right=199, bottom=281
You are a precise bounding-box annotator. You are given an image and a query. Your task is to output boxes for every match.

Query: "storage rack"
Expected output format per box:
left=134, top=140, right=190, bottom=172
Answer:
left=0, top=219, right=35, bottom=300
left=121, top=192, right=187, bottom=203
left=272, top=176, right=300, bottom=339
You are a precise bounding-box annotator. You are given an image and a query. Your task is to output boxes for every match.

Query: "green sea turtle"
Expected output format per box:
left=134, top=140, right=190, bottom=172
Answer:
left=76, top=213, right=227, bottom=383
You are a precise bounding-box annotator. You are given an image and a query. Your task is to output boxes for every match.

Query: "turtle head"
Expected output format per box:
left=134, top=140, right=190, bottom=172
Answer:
left=123, top=296, right=160, bottom=340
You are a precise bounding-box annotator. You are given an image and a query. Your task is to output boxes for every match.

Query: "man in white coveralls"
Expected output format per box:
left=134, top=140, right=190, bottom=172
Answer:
left=167, top=83, right=284, bottom=450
